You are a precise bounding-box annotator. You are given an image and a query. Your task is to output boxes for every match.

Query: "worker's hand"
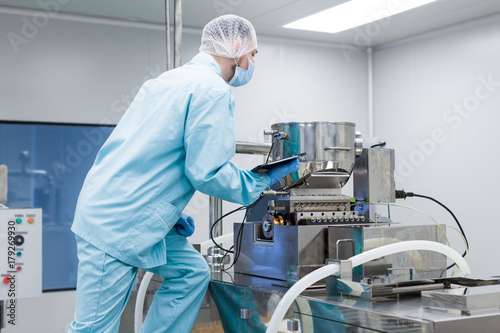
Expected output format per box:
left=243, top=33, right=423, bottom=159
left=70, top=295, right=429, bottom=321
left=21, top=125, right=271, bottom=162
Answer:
left=264, top=158, right=300, bottom=186
left=175, top=213, right=195, bottom=237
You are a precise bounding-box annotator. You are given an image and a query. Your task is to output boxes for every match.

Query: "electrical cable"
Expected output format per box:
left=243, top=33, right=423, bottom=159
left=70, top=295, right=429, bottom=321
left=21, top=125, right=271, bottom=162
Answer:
left=407, top=192, right=469, bottom=250
left=370, top=142, right=386, bottom=148
left=355, top=201, right=465, bottom=271
left=222, top=208, right=250, bottom=271
left=210, top=196, right=263, bottom=256
left=265, top=139, right=275, bottom=163
left=222, top=267, right=235, bottom=283
left=397, top=190, right=469, bottom=270
left=447, top=225, right=468, bottom=261
left=227, top=196, right=264, bottom=270
left=210, top=205, right=246, bottom=253
left=220, top=245, right=233, bottom=266
left=352, top=201, right=452, bottom=252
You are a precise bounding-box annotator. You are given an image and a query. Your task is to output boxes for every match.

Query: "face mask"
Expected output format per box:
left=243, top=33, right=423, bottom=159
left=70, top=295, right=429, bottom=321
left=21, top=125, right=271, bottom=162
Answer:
left=228, top=55, right=254, bottom=87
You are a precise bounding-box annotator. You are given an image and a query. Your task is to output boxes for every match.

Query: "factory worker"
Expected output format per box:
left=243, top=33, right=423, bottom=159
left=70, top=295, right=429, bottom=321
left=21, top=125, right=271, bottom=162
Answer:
left=69, top=14, right=299, bottom=333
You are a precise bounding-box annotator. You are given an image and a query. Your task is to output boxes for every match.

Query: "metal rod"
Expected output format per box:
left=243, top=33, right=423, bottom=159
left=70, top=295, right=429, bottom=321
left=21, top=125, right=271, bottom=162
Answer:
left=235, top=141, right=271, bottom=155
left=209, top=196, right=223, bottom=239
left=208, top=141, right=271, bottom=240
left=367, top=47, right=374, bottom=138
left=174, top=0, right=182, bottom=68
left=165, top=0, right=171, bottom=70
left=262, top=189, right=289, bottom=196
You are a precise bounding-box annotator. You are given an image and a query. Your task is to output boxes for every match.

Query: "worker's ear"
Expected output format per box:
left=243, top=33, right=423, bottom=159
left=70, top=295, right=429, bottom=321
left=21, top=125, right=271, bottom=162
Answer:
left=235, top=54, right=247, bottom=68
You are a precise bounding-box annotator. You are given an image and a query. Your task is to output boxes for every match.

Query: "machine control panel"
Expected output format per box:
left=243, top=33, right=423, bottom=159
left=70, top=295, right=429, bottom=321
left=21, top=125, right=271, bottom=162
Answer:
left=0, top=208, right=42, bottom=301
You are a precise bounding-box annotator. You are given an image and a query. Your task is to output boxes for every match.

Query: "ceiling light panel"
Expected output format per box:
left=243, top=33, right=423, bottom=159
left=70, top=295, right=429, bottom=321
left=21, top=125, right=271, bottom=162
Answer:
left=284, top=0, right=437, bottom=34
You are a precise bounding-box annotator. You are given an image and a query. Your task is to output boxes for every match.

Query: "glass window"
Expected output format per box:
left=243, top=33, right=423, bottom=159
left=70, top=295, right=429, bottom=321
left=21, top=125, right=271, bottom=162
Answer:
left=0, top=121, right=114, bottom=290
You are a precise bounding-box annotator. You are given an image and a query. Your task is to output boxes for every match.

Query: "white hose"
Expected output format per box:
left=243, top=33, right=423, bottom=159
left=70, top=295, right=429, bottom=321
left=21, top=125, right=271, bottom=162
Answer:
left=198, top=233, right=234, bottom=252
left=134, top=233, right=234, bottom=332
left=134, top=271, right=154, bottom=333
left=265, top=240, right=471, bottom=333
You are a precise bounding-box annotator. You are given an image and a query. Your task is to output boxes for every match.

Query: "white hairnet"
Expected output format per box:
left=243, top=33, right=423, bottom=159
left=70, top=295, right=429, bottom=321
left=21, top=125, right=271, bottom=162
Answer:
left=200, top=15, right=258, bottom=59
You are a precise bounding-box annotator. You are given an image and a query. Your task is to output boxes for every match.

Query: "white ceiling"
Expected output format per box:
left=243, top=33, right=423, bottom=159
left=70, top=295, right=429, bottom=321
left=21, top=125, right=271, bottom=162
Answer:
left=1, top=0, right=500, bottom=46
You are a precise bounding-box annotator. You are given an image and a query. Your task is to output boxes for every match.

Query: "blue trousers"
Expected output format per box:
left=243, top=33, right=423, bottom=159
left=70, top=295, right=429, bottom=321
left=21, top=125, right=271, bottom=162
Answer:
left=69, top=231, right=211, bottom=333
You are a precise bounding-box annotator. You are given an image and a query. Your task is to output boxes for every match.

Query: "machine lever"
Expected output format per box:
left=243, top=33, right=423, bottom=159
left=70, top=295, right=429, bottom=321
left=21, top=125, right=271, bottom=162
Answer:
left=336, top=239, right=355, bottom=260
left=324, top=146, right=352, bottom=151
left=263, top=129, right=289, bottom=140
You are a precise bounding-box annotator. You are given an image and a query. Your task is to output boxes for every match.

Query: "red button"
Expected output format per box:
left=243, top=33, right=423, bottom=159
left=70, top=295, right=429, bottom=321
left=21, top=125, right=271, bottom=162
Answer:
left=3, top=277, right=10, bottom=284
left=16, top=266, right=22, bottom=271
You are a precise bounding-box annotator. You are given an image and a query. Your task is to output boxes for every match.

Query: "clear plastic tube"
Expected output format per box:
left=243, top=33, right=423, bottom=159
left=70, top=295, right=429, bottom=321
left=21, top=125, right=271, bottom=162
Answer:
left=265, top=240, right=471, bottom=333
left=358, top=202, right=451, bottom=248
left=447, top=225, right=468, bottom=261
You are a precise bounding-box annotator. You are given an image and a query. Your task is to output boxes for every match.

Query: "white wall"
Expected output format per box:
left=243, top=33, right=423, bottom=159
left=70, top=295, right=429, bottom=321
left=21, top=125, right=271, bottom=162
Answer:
left=0, top=10, right=368, bottom=332
left=0, top=13, right=165, bottom=125
left=373, top=18, right=500, bottom=276
left=0, top=11, right=369, bottom=245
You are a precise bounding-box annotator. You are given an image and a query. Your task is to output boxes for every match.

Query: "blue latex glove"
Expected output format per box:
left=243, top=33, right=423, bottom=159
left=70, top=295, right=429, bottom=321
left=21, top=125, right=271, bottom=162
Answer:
left=265, top=158, right=300, bottom=186
left=175, top=213, right=195, bottom=237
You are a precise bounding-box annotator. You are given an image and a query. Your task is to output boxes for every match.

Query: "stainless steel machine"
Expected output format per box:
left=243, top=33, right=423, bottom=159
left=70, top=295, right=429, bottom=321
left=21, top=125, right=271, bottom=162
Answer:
left=234, top=121, right=447, bottom=284
left=193, top=121, right=500, bottom=333
left=128, top=121, right=500, bottom=332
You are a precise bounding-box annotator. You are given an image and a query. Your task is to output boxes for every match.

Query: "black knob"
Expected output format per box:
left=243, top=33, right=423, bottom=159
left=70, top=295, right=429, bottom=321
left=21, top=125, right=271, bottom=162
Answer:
left=15, top=235, right=24, bottom=246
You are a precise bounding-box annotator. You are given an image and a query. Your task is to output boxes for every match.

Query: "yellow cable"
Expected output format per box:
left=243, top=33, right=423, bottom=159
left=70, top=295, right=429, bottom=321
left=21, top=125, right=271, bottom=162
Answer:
left=447, top=225, right=468, bottom=262
left=354, top=202, right=451, bottom=248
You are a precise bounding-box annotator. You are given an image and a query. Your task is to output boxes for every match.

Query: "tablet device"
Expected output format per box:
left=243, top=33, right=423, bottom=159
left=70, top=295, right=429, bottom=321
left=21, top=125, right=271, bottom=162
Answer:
left=251, top=153, right=305, bottom=173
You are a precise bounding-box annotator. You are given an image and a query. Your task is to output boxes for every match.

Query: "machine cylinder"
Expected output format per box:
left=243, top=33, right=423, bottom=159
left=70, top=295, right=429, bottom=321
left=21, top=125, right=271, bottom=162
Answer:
left=270, top=122, right=361, bottom=189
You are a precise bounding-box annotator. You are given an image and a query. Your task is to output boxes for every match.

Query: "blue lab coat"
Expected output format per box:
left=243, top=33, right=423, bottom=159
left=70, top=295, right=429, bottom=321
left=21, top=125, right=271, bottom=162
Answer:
left=71, top=52, right=270, bottom=269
